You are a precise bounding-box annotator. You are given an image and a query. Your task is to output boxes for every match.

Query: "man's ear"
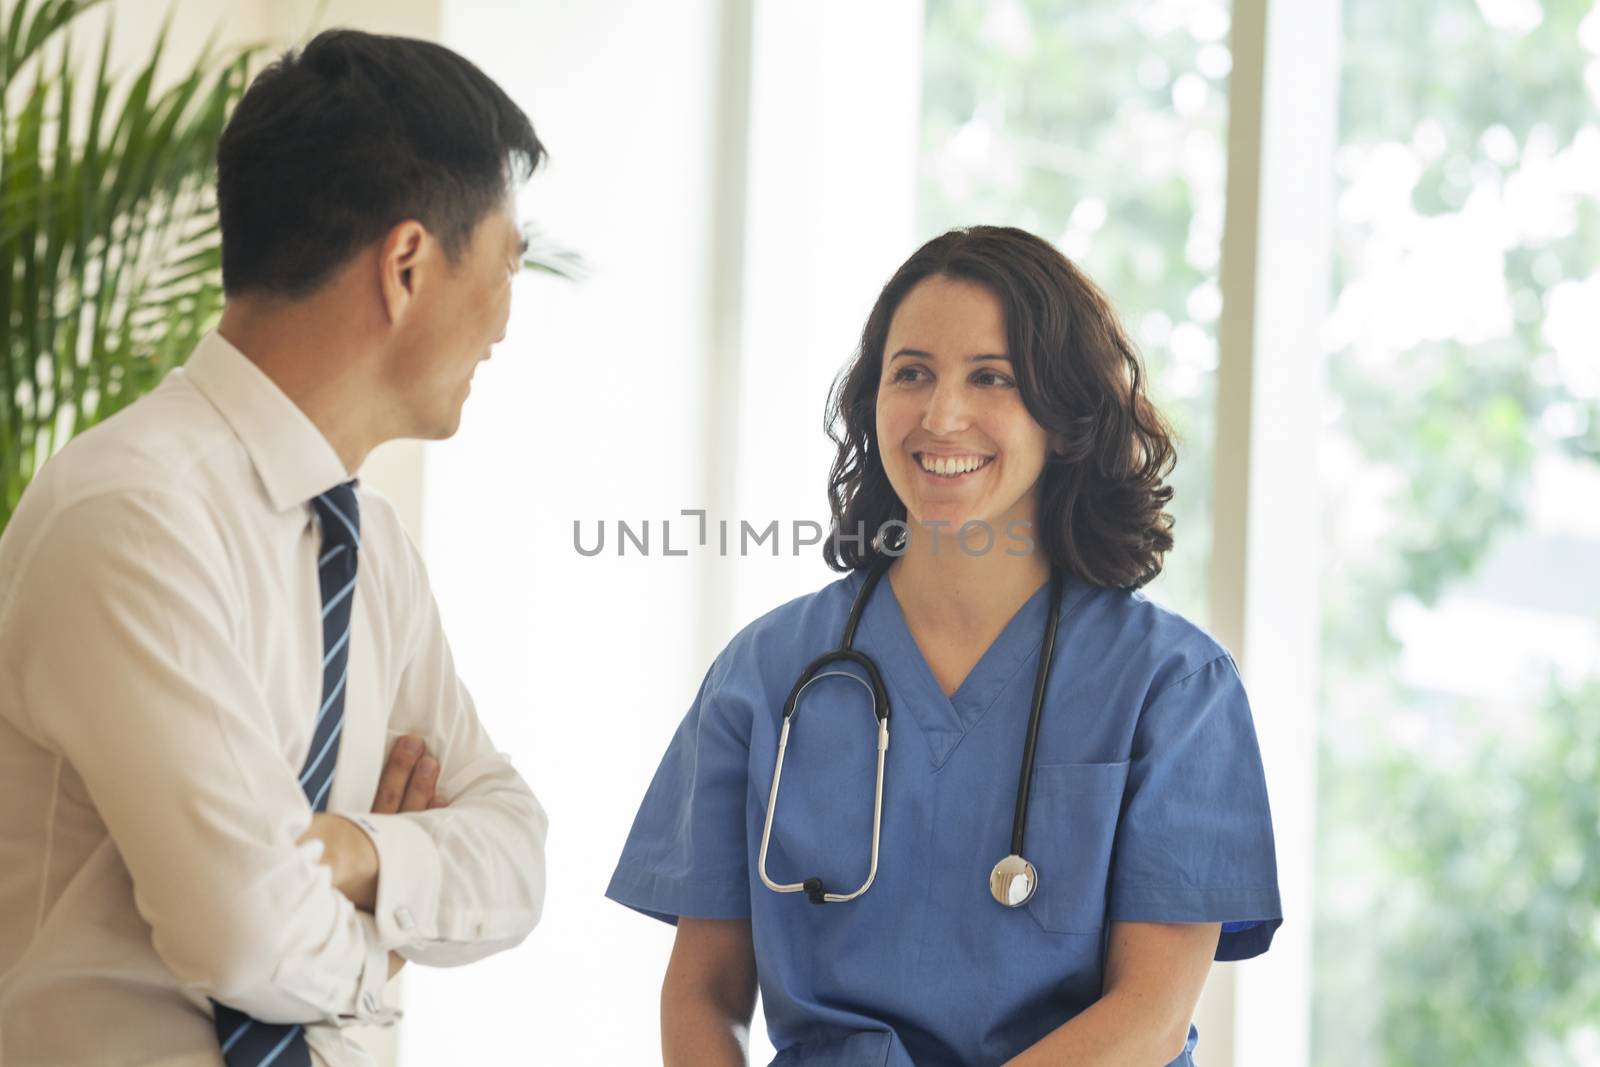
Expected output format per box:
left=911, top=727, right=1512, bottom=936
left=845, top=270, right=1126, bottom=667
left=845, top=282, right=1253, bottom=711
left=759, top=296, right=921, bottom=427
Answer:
left=378, top=220, right=429, bottom=325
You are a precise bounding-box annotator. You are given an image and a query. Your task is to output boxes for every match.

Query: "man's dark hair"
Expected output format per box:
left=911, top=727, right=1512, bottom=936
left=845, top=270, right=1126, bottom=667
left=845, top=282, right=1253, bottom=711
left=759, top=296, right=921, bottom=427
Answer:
left=824, top=226, right=1178, bottom=589
left=216, top=29, right=544, bottom=298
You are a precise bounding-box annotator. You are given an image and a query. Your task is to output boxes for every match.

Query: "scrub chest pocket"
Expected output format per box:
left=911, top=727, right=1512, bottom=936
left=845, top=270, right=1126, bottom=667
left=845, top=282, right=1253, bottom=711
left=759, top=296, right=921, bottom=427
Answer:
left=1021, top=760, right=1129, bottom=935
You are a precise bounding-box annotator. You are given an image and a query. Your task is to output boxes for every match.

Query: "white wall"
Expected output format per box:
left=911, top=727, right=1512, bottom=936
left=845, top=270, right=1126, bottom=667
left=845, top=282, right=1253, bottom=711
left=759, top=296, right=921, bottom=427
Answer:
left=404, top=2, right=734, bottom=1062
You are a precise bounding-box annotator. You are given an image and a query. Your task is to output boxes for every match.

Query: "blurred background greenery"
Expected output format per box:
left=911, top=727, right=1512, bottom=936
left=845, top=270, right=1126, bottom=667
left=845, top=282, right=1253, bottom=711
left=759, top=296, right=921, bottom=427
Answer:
left=0, top=0, right=253, bottom=531
left=919, top=0, right=1600, bottom=1063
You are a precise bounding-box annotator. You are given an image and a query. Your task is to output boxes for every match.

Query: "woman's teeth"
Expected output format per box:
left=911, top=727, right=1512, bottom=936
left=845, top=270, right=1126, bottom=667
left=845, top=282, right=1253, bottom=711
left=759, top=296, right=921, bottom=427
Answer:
left=918, top=453, right=993, bottom=477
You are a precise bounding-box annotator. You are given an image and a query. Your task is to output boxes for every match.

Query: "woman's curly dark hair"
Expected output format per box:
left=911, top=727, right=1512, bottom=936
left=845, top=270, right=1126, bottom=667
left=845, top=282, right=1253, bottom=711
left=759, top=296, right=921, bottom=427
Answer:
left=822, top=225, right=1176, bottom=589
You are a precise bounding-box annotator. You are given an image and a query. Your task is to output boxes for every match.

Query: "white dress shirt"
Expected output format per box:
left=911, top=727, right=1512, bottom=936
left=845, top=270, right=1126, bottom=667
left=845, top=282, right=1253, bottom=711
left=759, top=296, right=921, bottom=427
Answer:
left=0, top=332, right=547, bottom=1066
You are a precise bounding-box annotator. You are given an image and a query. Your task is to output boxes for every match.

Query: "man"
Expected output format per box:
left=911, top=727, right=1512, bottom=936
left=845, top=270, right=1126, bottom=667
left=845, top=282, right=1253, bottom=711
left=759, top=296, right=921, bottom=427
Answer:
left=0, top=29, right=547, bottom=1066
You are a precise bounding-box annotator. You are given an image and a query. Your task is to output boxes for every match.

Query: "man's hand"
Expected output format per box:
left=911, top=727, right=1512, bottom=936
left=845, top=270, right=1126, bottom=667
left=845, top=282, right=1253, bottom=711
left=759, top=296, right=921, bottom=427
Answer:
left=299, top=813, right=382, bottom=912
left=297, top=734, right=443, bottom=913
left=371, top=733, right=445, bottom=814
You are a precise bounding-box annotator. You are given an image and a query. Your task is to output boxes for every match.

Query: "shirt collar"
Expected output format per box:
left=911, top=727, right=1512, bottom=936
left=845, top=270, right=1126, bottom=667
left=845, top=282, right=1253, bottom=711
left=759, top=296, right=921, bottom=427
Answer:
left=181, top=330, right=353, bottom=512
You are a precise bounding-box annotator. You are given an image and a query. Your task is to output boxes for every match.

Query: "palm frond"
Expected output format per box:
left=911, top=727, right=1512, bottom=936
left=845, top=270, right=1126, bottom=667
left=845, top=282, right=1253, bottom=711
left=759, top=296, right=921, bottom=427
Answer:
left=1, top=0, right=256, bottom=528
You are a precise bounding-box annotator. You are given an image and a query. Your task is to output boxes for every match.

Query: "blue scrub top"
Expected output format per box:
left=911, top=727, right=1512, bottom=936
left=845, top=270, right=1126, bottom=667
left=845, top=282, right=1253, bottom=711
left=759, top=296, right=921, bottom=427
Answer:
left=607, top=567, right=1282, bottom=1067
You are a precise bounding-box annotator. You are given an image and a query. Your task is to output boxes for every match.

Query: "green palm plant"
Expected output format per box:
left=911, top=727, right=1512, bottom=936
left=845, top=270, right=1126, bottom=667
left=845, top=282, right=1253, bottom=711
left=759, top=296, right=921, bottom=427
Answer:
left=2, top=0, right=254, bottom=531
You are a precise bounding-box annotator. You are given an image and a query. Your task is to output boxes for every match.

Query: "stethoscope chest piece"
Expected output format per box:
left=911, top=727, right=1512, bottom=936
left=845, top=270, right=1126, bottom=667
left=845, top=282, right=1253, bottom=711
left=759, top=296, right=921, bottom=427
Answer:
left=989, top=853, right=1038, bottom=907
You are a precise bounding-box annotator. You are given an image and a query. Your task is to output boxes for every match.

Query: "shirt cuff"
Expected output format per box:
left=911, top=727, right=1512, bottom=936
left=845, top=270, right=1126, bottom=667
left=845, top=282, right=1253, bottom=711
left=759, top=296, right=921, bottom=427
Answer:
left=340, top=811, right=443, bottom=950
left=270, top=912, right=401, bottom=1028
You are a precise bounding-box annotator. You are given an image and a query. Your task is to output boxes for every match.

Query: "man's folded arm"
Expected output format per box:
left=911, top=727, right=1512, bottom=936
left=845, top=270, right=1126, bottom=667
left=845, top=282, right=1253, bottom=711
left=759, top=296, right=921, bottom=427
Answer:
left=4, top=490, right=392, bottom=1026
left=342, top=522, right=547, bottom=967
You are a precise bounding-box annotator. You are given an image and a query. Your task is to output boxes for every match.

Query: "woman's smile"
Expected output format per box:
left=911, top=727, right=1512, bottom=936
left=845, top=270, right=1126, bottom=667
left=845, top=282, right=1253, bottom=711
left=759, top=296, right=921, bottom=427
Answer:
left=913, top=450, right=995, bottom=482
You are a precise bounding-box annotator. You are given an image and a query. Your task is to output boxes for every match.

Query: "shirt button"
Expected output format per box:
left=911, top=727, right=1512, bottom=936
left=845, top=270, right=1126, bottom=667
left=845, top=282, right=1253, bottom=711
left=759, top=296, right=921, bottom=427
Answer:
left=394, top=906, right=416, bottom=931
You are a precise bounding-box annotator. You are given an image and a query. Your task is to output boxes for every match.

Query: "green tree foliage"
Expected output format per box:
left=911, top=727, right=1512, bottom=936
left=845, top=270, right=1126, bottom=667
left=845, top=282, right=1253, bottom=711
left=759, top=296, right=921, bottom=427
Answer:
left=1317, top=1, right=1600, bottom=1063
left=1319, top=680, right=1600, bottom=1065
left=1326, top=0, right=1600, bottom=644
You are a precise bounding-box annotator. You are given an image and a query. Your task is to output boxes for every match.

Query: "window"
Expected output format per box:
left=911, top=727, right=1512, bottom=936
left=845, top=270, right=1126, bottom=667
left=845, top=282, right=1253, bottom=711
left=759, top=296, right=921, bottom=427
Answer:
left=1314, top=1, right=1600, bottom=1063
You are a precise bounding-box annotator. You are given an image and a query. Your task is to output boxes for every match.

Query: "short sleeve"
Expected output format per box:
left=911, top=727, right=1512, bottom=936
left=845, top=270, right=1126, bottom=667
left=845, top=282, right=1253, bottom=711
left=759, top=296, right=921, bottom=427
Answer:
left=605, top=656, right=751, bottom=925
left=1108, top=654, right=1282, bottom=961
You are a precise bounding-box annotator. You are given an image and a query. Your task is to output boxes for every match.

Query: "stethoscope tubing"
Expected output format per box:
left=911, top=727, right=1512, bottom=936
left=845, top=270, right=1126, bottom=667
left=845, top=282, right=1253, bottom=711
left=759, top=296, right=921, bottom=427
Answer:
left=1009, top=568, right=1064, bottom=855
left=759, top=555, right=1062, bottom=905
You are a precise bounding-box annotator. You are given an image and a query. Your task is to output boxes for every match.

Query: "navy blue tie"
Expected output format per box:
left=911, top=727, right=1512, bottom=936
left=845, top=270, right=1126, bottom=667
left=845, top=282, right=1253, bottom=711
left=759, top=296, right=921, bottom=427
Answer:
left=212, top=481, right=361, bottom=1067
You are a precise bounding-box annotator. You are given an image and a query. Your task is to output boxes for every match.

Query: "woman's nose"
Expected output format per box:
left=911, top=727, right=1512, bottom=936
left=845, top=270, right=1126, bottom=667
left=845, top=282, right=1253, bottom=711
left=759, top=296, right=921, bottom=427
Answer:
left=921, top=379, right=971, bottom=435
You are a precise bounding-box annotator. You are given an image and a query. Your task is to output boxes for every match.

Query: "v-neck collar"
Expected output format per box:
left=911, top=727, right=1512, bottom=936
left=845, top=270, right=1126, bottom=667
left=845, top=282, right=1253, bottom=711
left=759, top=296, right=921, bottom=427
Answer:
left=859, top=568, right=1066, bottom=768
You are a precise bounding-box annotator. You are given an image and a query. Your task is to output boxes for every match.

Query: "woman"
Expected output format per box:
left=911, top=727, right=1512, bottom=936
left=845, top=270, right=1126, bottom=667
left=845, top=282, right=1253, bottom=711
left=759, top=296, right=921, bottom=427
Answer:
left=606, top=226, right=1281, bottom=1066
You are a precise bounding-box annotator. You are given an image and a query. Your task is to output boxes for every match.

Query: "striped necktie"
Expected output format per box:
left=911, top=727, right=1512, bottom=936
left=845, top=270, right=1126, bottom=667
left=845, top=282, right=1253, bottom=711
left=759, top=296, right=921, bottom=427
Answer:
left=212, top=481, right=361, bottom=1067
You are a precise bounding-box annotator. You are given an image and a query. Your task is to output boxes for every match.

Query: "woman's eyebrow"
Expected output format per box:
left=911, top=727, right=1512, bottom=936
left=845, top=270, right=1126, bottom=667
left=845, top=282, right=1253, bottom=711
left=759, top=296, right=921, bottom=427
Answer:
left=887, top=347, right=1011, bottom=362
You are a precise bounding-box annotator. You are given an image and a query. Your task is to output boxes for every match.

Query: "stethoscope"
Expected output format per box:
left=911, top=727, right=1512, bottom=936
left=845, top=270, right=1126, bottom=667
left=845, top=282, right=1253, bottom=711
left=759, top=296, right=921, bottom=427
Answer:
left=757, top=554, right=1064, bottom=909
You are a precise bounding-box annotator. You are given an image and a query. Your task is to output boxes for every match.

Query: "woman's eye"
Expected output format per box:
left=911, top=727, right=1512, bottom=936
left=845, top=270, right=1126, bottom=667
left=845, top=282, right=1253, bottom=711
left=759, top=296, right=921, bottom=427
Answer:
left=892, top=365, right=928, bottom=383
left=974, top=370, right=1015, bottom=387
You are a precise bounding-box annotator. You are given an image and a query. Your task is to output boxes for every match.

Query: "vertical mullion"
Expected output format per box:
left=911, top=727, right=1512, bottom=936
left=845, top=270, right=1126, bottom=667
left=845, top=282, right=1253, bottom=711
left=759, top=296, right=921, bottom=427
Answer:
left=1200, top=0, right=1268, bottom=1057
left=696, top=0, right=755, bottom=671
left=1210, top=0, right=1339, bottom=1065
